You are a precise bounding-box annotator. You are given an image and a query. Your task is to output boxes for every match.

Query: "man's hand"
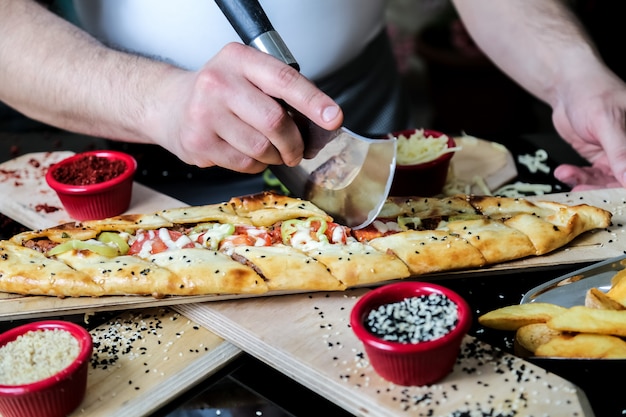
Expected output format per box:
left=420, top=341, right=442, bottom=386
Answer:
left=149, top=43, right=343, bottom=173
left=551, top=67, right=626, bottom=190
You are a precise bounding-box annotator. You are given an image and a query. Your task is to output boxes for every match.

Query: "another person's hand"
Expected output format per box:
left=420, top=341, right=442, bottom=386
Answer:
left=550, top=67, right=626, bottom=190
left=149, top=43, right=343, bottom=173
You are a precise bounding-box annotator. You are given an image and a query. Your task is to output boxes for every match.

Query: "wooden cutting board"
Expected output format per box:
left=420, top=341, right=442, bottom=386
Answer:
left=0, top=152, right=624, bottom=321
left=0, top=152, right=186, bottom=229
left=70, top=307, right=240, bottom=417
left=174, top=290, right=594, bottom=416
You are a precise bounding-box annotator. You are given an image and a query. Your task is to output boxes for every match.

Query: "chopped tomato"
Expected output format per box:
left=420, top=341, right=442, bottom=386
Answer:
left=351, top=225, right=387, bottom=242
left=220, top=234, right=257, bottom=248
left=219, top=225, right=274, bottom=249
left=325, top=222, right=349, bottom=244
left=128, top=229, right=194, bottom=255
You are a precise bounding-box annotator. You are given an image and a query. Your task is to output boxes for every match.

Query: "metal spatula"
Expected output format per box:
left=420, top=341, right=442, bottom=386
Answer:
left=214, top=0, right=397, bottom=229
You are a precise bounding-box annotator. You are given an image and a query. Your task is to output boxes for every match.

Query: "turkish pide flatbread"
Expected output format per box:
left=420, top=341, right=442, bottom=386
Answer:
left=0, top=191, right=612, bottom=297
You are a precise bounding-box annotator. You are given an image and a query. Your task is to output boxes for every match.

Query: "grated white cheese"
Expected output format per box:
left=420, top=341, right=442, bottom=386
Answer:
left=494, top=181, right=552, bottom=197
left=395, top=129, right=461, bottom=165
left=518, top=149, right=550, bottom=174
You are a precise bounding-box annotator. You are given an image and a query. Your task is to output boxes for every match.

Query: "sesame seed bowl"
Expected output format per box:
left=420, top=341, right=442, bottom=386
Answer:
left=45, top=150, right=137, bottom=220
left=0, top=320, right=93, bottom=417
left=350, top=281, right=472, bottom=386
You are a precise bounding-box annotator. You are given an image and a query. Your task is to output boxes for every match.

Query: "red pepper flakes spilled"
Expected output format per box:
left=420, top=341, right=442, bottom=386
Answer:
left=34, top=203, right=61, bottom=213
left=52, top=155, right=126, bottom=186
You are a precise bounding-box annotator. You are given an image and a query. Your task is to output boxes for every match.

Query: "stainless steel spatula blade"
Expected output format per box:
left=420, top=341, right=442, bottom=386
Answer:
left=271, top=127, right=396, bottom=228
left=215, top=0, right=396, bottom=228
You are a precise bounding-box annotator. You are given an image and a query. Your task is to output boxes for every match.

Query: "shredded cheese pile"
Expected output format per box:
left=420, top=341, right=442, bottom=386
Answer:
left=518, top=149, right=550, bottom=174
left=395, top=129, right=461, bottom=165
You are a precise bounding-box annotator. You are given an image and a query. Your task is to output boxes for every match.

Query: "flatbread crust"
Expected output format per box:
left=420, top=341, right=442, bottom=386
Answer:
left=369, top=230, right=487, bottom=275
left=303, top=241, right=411, bottom=287
left=466, top=195, right=611, bottom=254
left=159, top=202, right=250, bottom=225
left=231, top=245, right=345, bottom=291
left=55, top=250, right=187, bottom=297
left=0, top=240, right=105, bottom=297
left=379, top=195, right=478, bottom=219
left=0, top=191, right=613, bottom=298
left=148, top=248, right=267, bottom=295
left=443, top=218, right=536, bottom=263
left=229, top=191, right=332, bottom=227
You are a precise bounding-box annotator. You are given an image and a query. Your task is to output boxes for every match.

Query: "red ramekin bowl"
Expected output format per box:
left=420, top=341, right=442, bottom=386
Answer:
left=350, top=281, right=472, bottom=386
left=0, top=320, right=93, bottom=417
left=390, top=129, right=456, bottom=197
left=45, top=150, right=137, bottom=220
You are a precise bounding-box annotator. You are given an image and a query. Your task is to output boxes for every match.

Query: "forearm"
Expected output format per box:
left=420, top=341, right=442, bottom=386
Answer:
left=451, top=0, right=607, bottom=108
left=0, top=0, right=182, bottom=143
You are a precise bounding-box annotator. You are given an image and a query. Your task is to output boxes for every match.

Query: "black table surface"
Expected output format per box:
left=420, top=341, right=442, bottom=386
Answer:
left=0, top=129, right=622, bottom=417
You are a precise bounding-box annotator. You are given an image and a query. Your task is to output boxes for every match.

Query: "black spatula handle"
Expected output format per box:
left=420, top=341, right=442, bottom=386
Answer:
left=214, top=0, right=299, bottom=70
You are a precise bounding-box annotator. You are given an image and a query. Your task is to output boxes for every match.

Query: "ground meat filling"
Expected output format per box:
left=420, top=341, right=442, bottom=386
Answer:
left=23, top=238, right=57, bottom=253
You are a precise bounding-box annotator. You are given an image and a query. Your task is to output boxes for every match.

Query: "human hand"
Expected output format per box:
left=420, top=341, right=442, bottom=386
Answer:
left=550, top=68, right=626, bottom=191
left=554, top=164, right=621, bottom=191
left=150, top=43, right=343, bottom=173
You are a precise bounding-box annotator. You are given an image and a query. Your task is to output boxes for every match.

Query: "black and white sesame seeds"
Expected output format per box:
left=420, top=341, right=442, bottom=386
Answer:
left=365, top=293, right=458, bottom=344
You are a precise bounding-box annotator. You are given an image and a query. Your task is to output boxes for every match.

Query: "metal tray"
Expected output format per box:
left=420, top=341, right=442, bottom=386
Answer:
left=521, top=254, right=626, bottom=307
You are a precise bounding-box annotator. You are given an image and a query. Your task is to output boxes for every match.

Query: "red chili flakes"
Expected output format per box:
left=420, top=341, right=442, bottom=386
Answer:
left=0, top=169, right=21, bottom=183
left=52, top=155, right=126, bottom=186
left=28, top=158, right=41, bottom=168
left=34, top=204, right=61, bottom=213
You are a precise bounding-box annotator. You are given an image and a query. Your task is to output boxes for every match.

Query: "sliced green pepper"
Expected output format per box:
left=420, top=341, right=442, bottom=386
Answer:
left=47, top=239, right=118, bottom=257
left=280, top=217, right=329, bottom=245
left=98, top=232, right=130, bottom=255
left=280, top=219, right=300, bottom=244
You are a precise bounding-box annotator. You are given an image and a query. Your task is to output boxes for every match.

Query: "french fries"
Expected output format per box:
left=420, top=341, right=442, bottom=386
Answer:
left=514, top=323, right=562, bottom=355
left=585, top=287, right=625, bottom=310
left=478, top=303, right=566, bottom=331
left=607, top=268, right=626, bottom=306
left=535, top=333, right=626, bottom=359
left=479, top=274, right=626, bottom=359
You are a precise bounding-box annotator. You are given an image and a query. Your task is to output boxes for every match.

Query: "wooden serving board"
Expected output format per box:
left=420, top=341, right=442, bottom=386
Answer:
left=0, top=152, right=186, bottom=229
left=70, top=307, right=240, bottom=417
left=0, top=152, right=624, bottom=321
left=174, top=290, right=594, bottom=416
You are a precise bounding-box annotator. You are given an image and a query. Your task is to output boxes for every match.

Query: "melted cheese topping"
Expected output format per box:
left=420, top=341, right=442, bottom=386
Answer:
left=372, top=220, right=402, bottom=234
left=191, top=223, right=235, bottom=250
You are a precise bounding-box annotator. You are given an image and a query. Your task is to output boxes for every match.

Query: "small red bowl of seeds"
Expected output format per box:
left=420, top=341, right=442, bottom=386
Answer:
left=350, top=281, right=472, bottom=386
left=46, top=150, right=137, bottom=220
left=0, top=320, right=93, bottom=417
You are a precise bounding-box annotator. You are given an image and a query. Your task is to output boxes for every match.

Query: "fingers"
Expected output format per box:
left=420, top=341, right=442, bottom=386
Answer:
left=240, top=45, right=343, bottom=131
left=188, top=43, right=343, bottom=170
left=554, top=164, right=620, bottom=189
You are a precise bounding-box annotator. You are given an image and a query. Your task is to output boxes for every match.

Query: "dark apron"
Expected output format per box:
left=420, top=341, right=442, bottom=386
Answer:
left=315, top=29, right=413, bottom=137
